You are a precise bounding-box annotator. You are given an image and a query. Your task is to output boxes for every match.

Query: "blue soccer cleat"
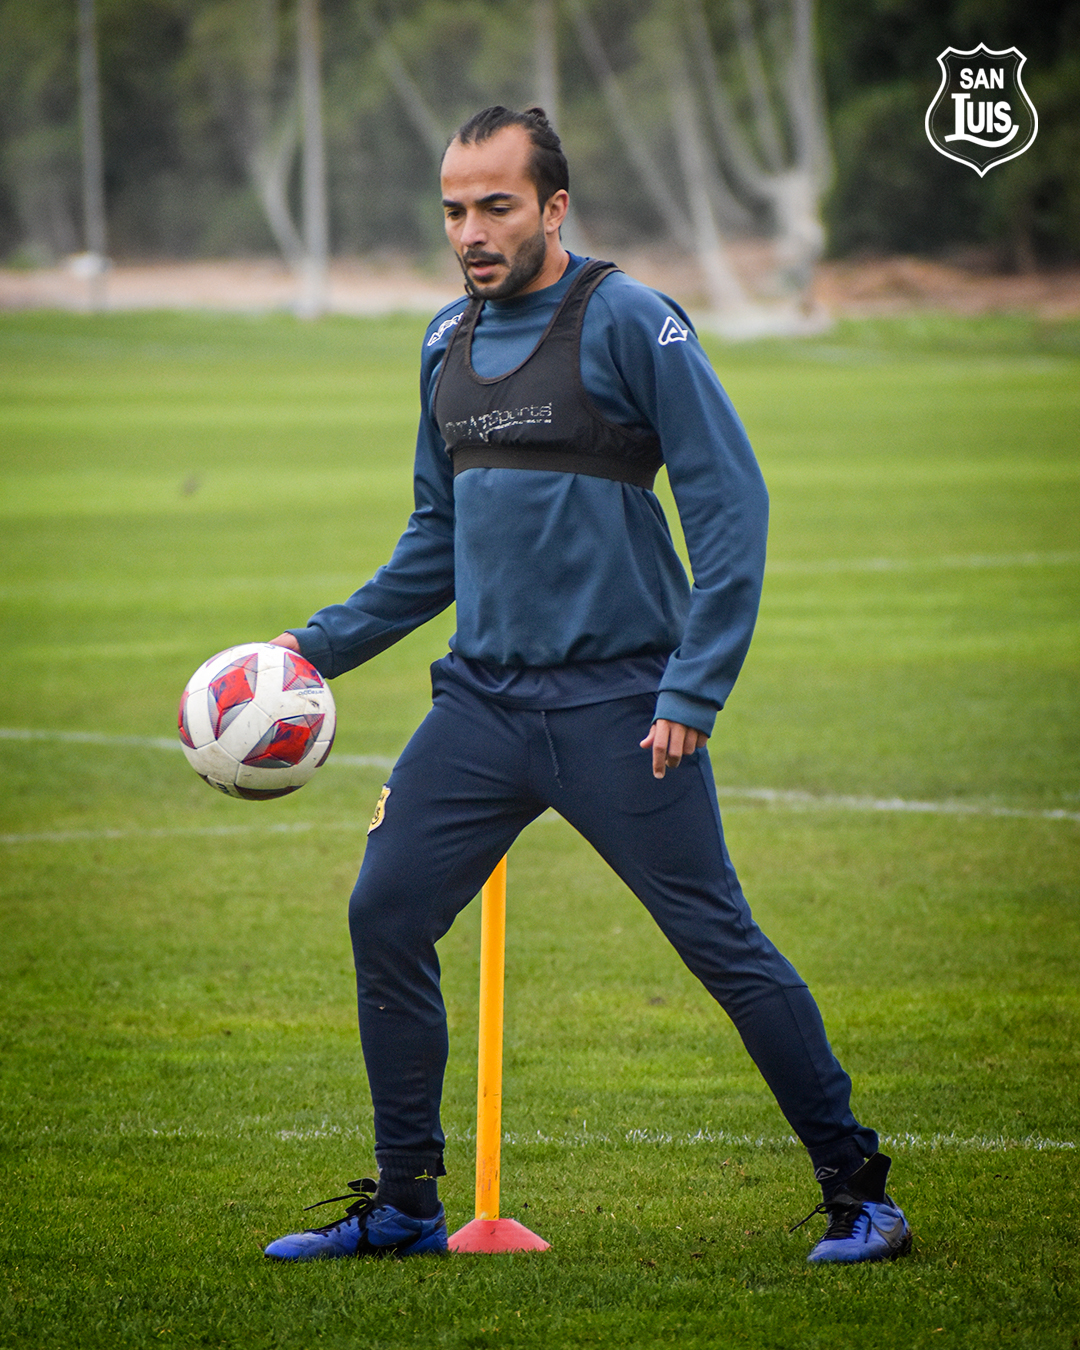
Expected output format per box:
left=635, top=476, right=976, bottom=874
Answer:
left=793, top=1153, right=912, bottom=1264
left=264, top=1177, right=448, bottom=1261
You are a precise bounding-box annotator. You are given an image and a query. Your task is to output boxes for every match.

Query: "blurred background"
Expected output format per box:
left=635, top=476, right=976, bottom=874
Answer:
left=0, top=0, right=1077, bottom=321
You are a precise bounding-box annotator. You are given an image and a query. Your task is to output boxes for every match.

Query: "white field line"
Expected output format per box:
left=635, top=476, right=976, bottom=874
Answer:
left=1, top=726, right=1077, bottom=842
left=271, top=1122, right=1076, bottom=1153
left=0, top=726, right=396, bottom=769
left=91, top=1119, right=1073, bottom=1152
left=714, top=785, right=1080, bottom=824
left=0, top=726, right=183, bottom=752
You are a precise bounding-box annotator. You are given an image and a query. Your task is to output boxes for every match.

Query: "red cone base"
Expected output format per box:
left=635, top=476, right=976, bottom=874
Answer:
left=447, top=1217, right=550, bottom=1253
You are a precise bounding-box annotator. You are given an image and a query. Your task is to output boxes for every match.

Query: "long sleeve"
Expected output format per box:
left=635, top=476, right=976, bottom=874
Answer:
left=287, top=316, right=464, bottom=679
left=585, top=278, right=769, bottom=734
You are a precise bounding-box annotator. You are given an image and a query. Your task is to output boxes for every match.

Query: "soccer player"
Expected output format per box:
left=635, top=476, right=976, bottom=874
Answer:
left=263, top=106, right=911, bottom=1265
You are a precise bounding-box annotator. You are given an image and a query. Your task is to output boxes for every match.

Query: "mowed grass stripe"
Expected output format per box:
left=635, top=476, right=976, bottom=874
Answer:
left=765, top=549, right=1080, bottom=574
left=1, top=551, right=1076, bottom=605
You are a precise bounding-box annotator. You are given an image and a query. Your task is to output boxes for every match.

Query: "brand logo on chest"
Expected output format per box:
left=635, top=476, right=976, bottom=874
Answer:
left=444, top=404, right=554, bottom=443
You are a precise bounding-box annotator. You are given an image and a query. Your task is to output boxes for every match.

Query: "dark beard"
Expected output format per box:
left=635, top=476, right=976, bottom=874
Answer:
left=459, top=223, right=548, bottom=300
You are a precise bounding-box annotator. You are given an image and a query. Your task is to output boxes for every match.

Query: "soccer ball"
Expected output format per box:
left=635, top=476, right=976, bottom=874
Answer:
left=178, top=643, right=336, bottom=799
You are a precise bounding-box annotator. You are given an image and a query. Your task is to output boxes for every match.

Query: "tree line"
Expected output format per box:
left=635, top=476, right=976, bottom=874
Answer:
left=0, top=0, right=1076, bottom=281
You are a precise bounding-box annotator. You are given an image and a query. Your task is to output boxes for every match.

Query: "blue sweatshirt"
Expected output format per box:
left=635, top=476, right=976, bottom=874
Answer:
left=289, top=255, right=768, bottom=737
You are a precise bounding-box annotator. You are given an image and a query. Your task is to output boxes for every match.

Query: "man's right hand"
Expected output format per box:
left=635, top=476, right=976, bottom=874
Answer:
left=640, top=719, right=709, bottom=780
left=269, top=633, right=301, bottom=652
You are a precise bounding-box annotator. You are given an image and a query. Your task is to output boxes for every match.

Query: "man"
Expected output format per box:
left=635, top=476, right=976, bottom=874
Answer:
left=263, top=106, right=911, bottom=1266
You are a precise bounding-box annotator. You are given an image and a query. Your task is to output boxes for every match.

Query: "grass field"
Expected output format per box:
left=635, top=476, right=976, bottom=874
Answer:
left=1, top=307, right=1078, bottom=1349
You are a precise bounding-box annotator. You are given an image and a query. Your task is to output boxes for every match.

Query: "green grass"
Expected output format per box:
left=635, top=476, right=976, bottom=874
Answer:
left=1, top=308, right=1078, bottom=1348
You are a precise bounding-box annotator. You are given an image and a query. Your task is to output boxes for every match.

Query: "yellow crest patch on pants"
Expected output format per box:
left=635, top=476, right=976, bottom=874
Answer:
left=368, top=785, right=391, bottom=833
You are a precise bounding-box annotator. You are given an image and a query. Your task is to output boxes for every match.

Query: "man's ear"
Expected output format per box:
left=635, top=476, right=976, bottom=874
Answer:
left=545, top=189, right=569, bottom=234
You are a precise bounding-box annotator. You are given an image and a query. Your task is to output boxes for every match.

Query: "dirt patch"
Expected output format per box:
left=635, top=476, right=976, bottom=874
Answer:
left=0, top=256, right=460, bottom=317
left=812, top=255, right=1080, bottom=319
left=2, top=249, right=1079, bottom=320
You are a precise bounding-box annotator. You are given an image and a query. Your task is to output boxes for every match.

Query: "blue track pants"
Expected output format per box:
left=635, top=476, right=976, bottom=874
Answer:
left=349, top=674, right=878, bottom=1182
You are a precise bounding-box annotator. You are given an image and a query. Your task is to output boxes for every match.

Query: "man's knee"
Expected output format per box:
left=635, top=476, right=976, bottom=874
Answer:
left=348, top=845, right=470, bottom=966
left=348, top=851, right=417, bottom=954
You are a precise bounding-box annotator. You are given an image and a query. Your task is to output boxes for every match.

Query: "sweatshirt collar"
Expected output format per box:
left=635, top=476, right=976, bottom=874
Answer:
left=483, top=252, right=586, bottom=315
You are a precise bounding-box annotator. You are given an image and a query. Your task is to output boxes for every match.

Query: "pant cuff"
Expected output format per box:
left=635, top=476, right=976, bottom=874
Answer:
left=375, top=1148, right=446, bottom=1179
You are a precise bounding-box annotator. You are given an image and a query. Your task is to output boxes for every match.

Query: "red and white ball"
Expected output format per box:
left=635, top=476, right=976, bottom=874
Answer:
left=178, top=643, right=336, bottom=799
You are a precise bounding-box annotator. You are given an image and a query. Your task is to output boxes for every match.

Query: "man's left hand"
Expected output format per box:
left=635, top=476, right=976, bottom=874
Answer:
left=640, top=720, right=709, bottom=779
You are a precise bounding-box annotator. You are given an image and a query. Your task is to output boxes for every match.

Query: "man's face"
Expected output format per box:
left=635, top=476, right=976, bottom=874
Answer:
left=441, top=125, right=566, bottom=300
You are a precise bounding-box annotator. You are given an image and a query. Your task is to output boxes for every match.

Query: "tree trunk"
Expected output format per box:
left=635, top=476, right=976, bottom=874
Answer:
left=365, top=9, right=446, bottom=165
left=297, top=0, right=328, bottom=318
left=762, top=0, right=831, bottom=298
left=76, top=0, right=108, bottom=309
left=567, top=0, right=694, bottom=254
left=685, top=0, right=833, bottom=312
left=659, top=20, right=748, bottom=311
left=730, top=0, right=785, bottom=172
left=533, top=0, right=558, bottom=121
left=767, top=169, right=825, bottom=296
left=533, top=0, right=588, bottom=253
left=249, top=104, right=305, bottom=268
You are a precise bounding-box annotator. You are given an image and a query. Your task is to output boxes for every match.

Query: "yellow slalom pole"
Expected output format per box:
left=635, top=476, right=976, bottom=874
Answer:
left=446, top=855, right=549, bottom=1253
left=474, top=853, right=507, bottom=1221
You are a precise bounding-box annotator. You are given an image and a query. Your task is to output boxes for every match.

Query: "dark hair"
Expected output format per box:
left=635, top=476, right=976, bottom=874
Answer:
left=449, top=106, right=569, bottom=207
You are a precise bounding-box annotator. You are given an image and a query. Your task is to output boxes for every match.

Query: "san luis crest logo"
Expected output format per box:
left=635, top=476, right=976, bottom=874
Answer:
left=925, top=45, right=1038, bottom=176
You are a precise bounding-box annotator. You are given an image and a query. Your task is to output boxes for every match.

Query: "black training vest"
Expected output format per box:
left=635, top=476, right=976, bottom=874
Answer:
left=432, top=259, right=663, bottom=491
